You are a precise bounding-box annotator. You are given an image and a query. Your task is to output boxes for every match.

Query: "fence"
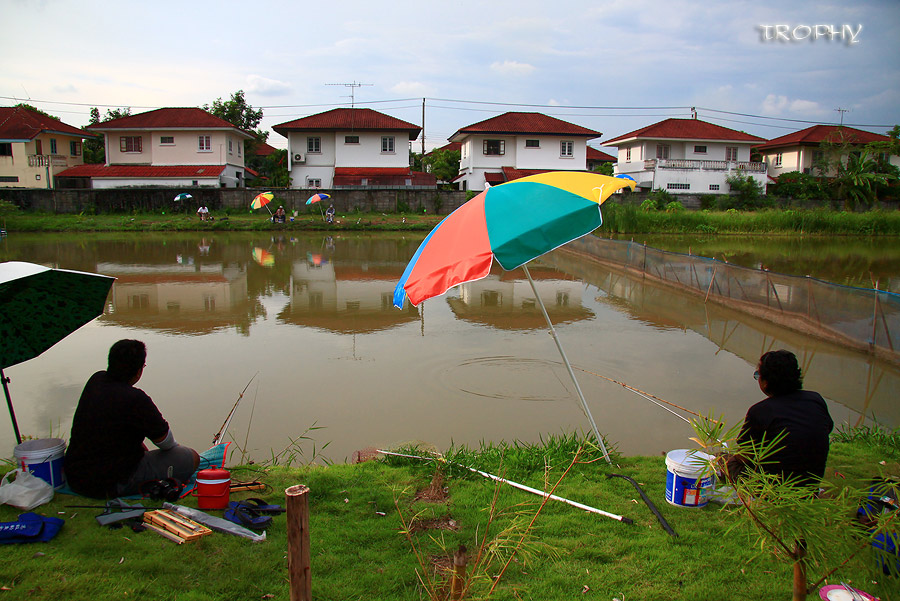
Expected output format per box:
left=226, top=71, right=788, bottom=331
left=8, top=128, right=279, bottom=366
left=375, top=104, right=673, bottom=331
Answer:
left=567, top=236, right=899, bottom=365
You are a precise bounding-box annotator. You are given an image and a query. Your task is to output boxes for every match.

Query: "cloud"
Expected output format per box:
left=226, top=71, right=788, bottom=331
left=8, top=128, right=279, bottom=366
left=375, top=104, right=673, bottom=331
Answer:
left=246, top=75, right=292, bottom=97
left=490, top=60, right=536, bottom=77
left=390, top=81, right=435, bottom=97
left=51, top=83, right=78, bottom=94
left=761, top=94, right=826, bottom=116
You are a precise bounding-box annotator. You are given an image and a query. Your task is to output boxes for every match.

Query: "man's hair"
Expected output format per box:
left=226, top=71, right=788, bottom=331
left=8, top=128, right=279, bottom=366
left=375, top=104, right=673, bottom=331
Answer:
left=758, top=349, right=803, bottom=396
left=107, top=339, right=146, bottom=382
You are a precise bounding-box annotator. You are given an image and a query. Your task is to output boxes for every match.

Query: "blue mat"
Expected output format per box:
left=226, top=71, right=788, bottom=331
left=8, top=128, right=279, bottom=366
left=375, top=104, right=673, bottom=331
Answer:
left=56, top=443, right=231, bottom=499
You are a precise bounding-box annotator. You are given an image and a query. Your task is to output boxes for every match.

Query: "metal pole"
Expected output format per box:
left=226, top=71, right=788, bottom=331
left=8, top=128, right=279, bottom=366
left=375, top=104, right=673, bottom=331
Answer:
left=523, top=265, right=610, bottom=463
left=1, top=368, right=22, bottom=446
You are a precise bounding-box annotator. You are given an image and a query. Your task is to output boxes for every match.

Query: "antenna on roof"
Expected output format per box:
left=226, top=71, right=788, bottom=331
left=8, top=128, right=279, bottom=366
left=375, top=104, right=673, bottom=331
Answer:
left=325, top=81, right=373, bottom=108
left=834, top=107, right=849, bottom=126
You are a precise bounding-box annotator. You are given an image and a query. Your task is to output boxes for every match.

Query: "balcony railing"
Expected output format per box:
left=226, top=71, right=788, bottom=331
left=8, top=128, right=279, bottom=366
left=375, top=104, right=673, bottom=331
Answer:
left=27, top=154, right=69, bottom=167
left=644, top=158, right=767, bottom=173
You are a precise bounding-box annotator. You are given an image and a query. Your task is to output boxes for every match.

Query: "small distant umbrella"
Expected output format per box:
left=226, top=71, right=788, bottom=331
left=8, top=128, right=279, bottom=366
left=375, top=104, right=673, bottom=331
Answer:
left=252, top=247, right=275, bottom=267
left=306, top=193, right=330, bottom=220
left=173, top=193, right=193, bottom=202
left=251, top=192, right=274, bottom=215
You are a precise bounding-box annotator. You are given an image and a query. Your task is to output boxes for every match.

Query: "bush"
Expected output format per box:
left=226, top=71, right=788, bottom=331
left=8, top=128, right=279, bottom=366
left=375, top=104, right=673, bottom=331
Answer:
left=699, top=194, right=717, bottom=210
left=640, top=198, right=658, bottom=212
left=724, top=174, right=770, bottom=210
left=664, top=200, right=684, bottom=213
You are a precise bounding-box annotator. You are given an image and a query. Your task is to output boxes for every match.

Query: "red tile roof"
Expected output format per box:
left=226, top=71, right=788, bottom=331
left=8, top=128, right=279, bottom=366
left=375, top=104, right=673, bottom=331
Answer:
left=755, top=125, right=890, bottom=151
left=87, top=108, right=253, bottom=137
left=254, top=142, right=278, bottom=156
left=332, top=167, right=435, bottom=186
left=426, top=142, right=461, bottom=155
left=586, top=147, right=616, bottom=162
left=57, top=164, right=225, bottom=178
left=604, top=118, right=765, bottom=145
left=273, top=108, right=421, bottom=140
left=450, top=112, right=600, bottom=140
left=0, top=106, right=93, bottom=140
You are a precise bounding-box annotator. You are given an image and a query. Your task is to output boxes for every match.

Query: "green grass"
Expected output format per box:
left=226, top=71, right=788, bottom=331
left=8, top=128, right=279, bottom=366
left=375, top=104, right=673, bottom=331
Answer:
left=599, top=204, right=900, bottom=235
left=1, top=430, right=898, bottom=600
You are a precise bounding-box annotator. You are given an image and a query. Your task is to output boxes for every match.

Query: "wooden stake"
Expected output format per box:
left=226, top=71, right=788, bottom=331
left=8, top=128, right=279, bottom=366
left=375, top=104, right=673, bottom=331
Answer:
left=286, top=485, right=311, bottom=601
left=450, top=545, right=467, bottom=600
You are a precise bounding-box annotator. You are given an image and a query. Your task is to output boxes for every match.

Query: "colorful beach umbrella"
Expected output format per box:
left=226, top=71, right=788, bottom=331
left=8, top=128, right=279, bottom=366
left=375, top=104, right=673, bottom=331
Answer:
left=0, top=261, right=115, bottom=444
left=392, top=172, right=636, bottom=461
left=173, top=193, right=193, bottom=202
left=251, top=192, right=274, bottom=213
left=306, top=193, right=330, bottom=205
left=252, top=247, right=275, bottom=267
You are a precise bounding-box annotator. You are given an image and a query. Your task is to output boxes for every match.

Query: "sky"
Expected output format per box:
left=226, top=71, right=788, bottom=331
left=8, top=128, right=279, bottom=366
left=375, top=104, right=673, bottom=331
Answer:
left=2, top=0, right=899, bottom=152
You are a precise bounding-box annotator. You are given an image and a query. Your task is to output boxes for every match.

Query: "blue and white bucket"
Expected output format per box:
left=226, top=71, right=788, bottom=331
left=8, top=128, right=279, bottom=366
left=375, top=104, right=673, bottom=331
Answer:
left=14, top=438, right=67, bottom=489
left=665, top=449, right=714, bottom=508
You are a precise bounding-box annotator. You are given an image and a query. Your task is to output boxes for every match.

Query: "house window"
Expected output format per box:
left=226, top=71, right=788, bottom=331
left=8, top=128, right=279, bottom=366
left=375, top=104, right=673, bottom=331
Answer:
left=694, top=145, right=707, bottom=154
left=307, top=137, right=321, bottom=153
left=666, top=183, right=690, bottom=190
left=199, top=135, right=212, bottom=152
left=50, top=139, right=57, bottom=154
left=381, top=136, right=395, bottom=153
left=483, top=139, right=505, bottom=156
left=0, top=143, right=12, bottom=156
left=70, top=141, right=82, bottom=156
left=560, top=141, right=574, bottom=157
left=625, top=148, right=631, bottom=162
left=774, top=153, right=783, bottom=167
left=308, top=178, right=321, bottom=187
left=238, top=143, right=241, bottom=156
left=812, top=150, right=824, bottom=163
left=160, top=136, right=174, bottom=145
left=228, top=139, right=233, bottom=153
left=725, top=146, right=738, bottom=161
left=35, top=140, right=42, bottom=154
left=709, top=184, right=720, bottom=191
left=0, top=176, right=18, bottom=182
left=525, top=139, right=540, bottom=148
left=656, top=144, right=670, bottom=159
left=345, top=135, right=360, bottom=144
left=120, top=136, right=142, bottom=153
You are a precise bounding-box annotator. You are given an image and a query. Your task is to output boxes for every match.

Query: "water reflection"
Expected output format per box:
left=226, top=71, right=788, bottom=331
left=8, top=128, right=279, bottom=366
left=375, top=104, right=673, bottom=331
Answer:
left=0, top=232, right=897, bottom=463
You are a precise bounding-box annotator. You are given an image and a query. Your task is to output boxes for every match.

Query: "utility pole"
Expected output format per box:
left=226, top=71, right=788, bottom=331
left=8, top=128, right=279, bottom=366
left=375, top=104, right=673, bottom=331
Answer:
left=421, top=98, right=425, bottom=156
left=834, top=107, right=848, bottom=126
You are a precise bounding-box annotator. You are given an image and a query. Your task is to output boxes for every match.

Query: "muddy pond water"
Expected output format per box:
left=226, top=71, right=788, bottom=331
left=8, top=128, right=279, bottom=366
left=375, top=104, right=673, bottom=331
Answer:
left=1, top=232, right=898, bottom=463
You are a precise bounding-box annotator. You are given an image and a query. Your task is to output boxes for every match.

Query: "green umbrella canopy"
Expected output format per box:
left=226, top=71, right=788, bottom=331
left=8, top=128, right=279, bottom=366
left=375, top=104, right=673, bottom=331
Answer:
left=0, top=262, right=115, bottom=369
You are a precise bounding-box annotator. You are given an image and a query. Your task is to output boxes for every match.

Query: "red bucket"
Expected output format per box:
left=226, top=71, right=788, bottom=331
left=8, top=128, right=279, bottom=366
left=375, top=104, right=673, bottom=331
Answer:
left=193, top=467, right=231, bottom=509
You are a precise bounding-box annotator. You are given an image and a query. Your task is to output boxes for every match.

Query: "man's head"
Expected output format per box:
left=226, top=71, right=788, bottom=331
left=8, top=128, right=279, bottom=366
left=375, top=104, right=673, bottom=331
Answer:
left=107, top=339, right=147, bottom=384
left=757, top=349, right=803, bottom=396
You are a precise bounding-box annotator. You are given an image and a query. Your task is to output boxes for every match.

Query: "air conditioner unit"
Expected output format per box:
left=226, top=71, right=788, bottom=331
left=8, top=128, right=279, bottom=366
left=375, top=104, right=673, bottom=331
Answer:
left=293, top=153, right=305, bottom=163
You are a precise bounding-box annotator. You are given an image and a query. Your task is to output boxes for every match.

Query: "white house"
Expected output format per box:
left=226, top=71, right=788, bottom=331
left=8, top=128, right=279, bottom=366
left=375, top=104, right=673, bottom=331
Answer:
left=604, top=118, right=767, bottom=194
left=273, top=108, right=433, bottom=189
left=450, top=112, right=601, bottom=191
left=755, top=125, right=900, bottom=178
left=0, top=105, right=94, bottom=189
left=58, top=108, right=254, bottom=188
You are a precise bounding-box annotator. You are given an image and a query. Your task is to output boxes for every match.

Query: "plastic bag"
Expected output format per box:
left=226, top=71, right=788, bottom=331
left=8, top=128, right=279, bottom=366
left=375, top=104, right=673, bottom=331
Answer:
left=0, top=469, right=54, bottom=511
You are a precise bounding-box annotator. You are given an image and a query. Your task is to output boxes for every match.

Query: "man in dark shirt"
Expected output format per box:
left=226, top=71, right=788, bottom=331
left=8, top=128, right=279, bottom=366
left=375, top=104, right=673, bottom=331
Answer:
left=733, top=349, right=834, bottom=489
left=64, top=339, right=199, bottom=498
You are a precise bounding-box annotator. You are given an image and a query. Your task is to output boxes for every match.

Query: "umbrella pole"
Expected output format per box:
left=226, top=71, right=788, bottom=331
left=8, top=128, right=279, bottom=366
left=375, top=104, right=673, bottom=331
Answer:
left=523, top=265, right=610, bottom=463
left=1, top=368, right=22, bottom=446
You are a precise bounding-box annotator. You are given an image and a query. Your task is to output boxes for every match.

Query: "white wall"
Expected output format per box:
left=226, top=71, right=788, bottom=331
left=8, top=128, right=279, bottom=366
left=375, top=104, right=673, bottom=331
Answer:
left=105, top=129, right=245, bottom=168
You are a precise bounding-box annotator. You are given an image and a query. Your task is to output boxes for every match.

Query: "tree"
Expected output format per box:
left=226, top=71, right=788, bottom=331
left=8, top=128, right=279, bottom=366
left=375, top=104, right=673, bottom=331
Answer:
left=82, top=107, right=132, bottom=164
left=422, top=148, right=461, bottom=186
left=15, top=103, right=60, bottom=120
left=203, top=90, right=267, bottom=156
left=833, top=150, right=892, bottom=210
left=592, top=162, right=614, bottom=176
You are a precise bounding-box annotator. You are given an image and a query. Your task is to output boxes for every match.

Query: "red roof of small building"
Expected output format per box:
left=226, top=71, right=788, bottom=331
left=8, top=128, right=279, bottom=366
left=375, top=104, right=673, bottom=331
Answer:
left=0, top=106, right=93, bottom=141
left=426, top=142, right=461, bottom=155
left=332, top=167, right=435, bottom=186
left=254, top=142, right=278, bottom=156
left=755, top=125, right=890, bottom=151
left=57, top=164, right=225, bottom=178
left=586, top=147, right=616, bottom=162
left=450, top=112, right=600, bottom=141
left=604, top=118, right=765, bottom=145
left=87, top=107, right=253, bottom=137
left=273, top=108, right=421, bottom=140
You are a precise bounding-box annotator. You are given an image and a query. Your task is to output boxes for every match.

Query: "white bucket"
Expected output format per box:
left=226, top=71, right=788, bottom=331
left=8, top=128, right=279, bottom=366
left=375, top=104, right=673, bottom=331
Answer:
left=665, top=449, right=714, bottom=508
left=14, top=438, right=67, bottom=489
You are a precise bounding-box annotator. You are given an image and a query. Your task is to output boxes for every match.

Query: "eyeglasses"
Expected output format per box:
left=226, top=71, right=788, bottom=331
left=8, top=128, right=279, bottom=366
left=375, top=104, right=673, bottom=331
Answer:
left=753, top=370, right=760, bottom=381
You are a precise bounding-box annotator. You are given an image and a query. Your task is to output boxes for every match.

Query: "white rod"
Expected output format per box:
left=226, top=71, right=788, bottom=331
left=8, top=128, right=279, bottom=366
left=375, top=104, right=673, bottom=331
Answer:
left=523, top=265, right=611, bottom=463
left=377, top=450, right=630, bottom=523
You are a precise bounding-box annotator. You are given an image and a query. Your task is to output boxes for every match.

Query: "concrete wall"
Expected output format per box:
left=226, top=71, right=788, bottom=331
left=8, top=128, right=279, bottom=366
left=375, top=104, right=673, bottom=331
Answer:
left=0, top=187, right=469, bottom=215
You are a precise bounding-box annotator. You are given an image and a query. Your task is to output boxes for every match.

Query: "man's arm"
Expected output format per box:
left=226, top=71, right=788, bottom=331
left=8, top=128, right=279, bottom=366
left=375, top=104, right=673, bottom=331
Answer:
left=152, top=429, right=177, bottom=450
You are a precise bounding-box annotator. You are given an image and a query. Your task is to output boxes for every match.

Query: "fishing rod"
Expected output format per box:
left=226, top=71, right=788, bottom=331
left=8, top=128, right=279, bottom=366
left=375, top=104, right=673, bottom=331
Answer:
left=212, top=372, right=258, bottom=446
left=608, top=473, right=677, bottom=538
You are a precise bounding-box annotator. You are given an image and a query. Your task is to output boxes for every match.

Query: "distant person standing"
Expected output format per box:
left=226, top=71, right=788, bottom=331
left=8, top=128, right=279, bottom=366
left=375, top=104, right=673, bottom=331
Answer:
left=729, top=349, right=833, bottom=490
left=197, top=205, right=209, bottom=221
